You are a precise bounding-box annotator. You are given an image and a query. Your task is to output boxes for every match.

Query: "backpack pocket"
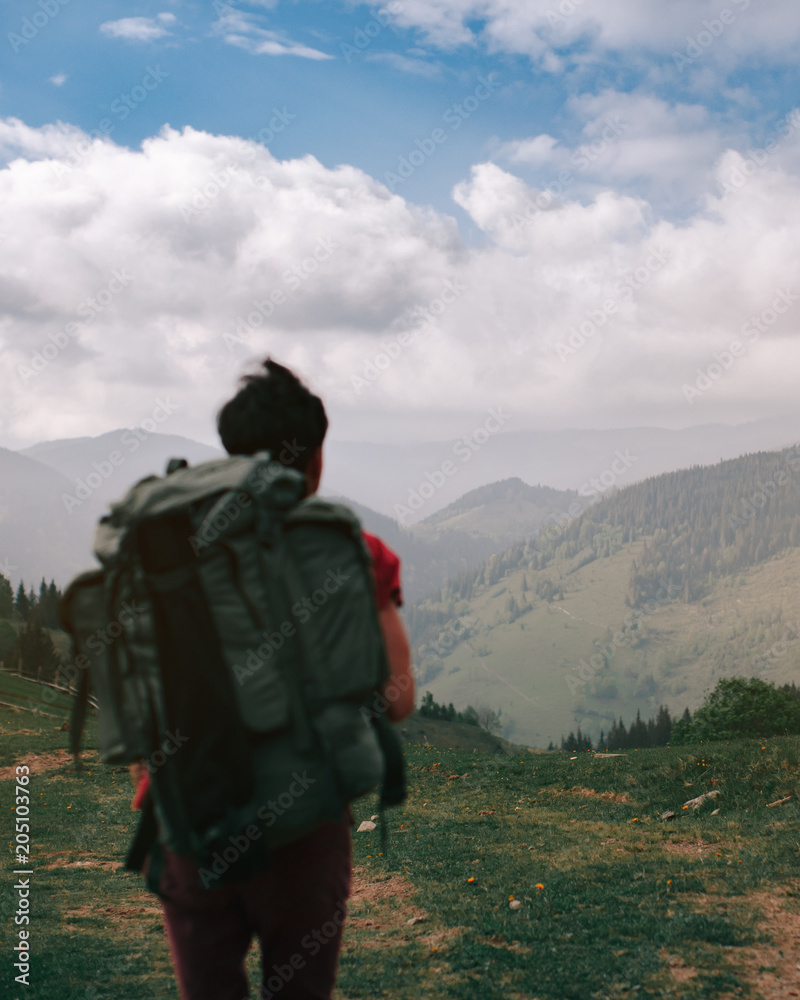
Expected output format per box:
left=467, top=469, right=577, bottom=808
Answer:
left=61, top=569, right=151, bottom=763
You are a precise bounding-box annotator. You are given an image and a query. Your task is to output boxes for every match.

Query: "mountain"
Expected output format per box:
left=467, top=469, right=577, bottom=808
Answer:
left=0, top=447, right=97, bottom=586
left=5, top=432, right=582, bottom=599
left=21, top=430, right=224, bottom=510
left=322, top=415, right=800, bottom=520
left=1, top=431, right=224, bottom=589
left=407, top=444, right=800, bottom=748
left=328, top=480, right=580, bottom=603
left=413, top=477, right=580, bottom=546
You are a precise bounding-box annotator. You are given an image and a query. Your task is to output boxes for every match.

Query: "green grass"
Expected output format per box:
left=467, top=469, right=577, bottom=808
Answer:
left=0, top=670, right=74, bottom=719
left=2, top=701, right=799, bottom=999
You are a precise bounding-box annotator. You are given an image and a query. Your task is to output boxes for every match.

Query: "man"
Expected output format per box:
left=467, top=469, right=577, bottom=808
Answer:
left=134, top=357, right=414, bottom=1000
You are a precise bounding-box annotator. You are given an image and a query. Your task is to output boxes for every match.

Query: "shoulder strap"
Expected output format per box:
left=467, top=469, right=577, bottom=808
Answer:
left=68, top=659, right=90, bottom=766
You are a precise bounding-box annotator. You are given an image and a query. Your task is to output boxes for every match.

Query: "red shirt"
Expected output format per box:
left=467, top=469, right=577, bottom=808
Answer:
left=362, top=531, right=403, bottom=610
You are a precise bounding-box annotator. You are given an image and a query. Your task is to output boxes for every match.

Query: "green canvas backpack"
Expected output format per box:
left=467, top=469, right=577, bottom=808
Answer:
left=61, top=452, right=406, bottom=887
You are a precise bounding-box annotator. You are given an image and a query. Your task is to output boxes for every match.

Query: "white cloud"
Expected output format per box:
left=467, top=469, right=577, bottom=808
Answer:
left=1, top=117, right=800, bottom=448
left=100, top=14, right=176, bottom=42
left=49, top=74, right=68, bottom=87
left=366, top=51, right=442, bottom=77
left=372, top=0, right=800, bottom=69
left=497, top=90, right=738, bottom=213
left=214, top=11, right=331, bottom=59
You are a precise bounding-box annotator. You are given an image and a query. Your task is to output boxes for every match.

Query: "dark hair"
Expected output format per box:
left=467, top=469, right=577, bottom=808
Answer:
left=217, top=358, right=328, bottom=470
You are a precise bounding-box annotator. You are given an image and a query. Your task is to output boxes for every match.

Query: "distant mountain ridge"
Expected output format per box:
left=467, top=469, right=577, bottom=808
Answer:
left=6, top=435, right=565, bottom=599
left=322, top=415, right=800, bottom=519
left=6, top=421, right=800, bottom=601
left=416, top=477, right=580, bottom=542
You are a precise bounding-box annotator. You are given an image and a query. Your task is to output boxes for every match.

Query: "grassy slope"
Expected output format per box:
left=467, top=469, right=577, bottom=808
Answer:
left=2, top=702, right=799, bottom=999
left=396, top=714, right=508, bottom=754
left=416, top=543, right=800, bottom=749
left=0, top=670, right=74, bottom=719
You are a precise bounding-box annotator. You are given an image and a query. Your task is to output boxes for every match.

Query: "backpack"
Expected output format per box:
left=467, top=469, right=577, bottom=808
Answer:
left=61, top=452, right=406, bottom=887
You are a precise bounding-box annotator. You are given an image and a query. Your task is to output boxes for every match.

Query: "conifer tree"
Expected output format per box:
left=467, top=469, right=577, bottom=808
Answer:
left=14, top=581, right=29, bottom=621
left=0, top=574, right=13, bottom=619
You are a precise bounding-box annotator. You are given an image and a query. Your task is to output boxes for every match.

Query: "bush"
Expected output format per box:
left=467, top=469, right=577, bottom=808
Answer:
left=680, top=677, right=800, bottom=741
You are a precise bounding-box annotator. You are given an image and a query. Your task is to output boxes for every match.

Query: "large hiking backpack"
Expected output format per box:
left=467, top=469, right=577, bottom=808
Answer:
left=61, top=452, right=405, bottom=885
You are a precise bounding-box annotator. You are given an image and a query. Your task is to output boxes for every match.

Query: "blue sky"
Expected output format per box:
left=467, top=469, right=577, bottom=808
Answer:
left=1, top=1, right=800, bottom=448
left=5, top=1, right=796, bottom=224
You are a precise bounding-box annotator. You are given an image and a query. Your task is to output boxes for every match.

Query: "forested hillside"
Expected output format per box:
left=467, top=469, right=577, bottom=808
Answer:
left=408, top=444, right=800, bottom=747
left=547, top=446, right=800, bottom=605
left=332, top=478, right=579, bottom=604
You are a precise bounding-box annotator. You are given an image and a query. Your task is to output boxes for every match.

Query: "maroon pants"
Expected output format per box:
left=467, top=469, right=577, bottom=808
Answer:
left=154, top=816, right=352, bottom=1000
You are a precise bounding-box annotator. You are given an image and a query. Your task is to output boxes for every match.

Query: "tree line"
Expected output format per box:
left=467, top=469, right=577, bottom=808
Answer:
left=552, top=705, right=680, bottom=752
left=554, top=679, right=800, bottom=750
left=418, top=691, right=502, bottom=734
left=0, top=573, right=64, bottom=683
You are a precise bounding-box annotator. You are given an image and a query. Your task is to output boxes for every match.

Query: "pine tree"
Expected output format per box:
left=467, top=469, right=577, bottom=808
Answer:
left=17, top=621, right=59, bottom=682
left=46, top=581, right=61, bottom=630
left=0, top=573, right=13, bottom=619
left=14, top=581, right=29, bottom=621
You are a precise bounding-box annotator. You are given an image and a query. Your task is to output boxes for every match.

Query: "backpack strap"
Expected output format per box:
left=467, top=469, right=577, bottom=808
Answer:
left=69, top=659, right=90, bottom=768
left=371, top=712, right=407, bottom=854
left=125, top=793, right=158, bottom=873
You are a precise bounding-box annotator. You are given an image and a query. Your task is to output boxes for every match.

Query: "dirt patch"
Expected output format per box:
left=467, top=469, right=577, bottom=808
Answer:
left=549, top=786, right=633, bottom=804
left=726, top=884, right=800, bottom=999
left=64, top=900, right=162, bottom=921
left=419, top=925, right=464, bottom=950
left=662, top=837, right=730, bottom=856
left=0, top=749, right=96, bottom=781
left=675, top=881, right=800, bottom=997
left=344, top=869, right=429, bottom=951
left=42, top=859, right=125, bottom=871
left=660, top=950, right=698, bottom=982
left=476, top=935, right=532, bottom=955
left=349, top=870, right=416, bottom=907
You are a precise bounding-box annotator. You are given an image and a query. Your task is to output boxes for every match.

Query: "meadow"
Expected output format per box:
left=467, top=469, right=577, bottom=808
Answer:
left=1, top=681, right=799, bottom=999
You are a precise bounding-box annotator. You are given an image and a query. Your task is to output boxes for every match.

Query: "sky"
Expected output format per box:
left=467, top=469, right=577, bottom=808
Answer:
left=1, top=0, right=800, bottom=450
